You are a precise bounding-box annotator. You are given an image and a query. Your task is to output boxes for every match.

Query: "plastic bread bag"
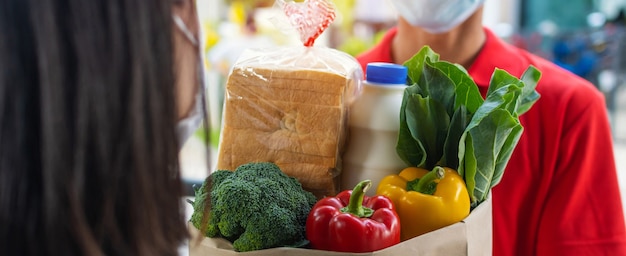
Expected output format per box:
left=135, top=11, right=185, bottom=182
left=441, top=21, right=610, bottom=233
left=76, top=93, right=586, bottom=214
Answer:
left=215, top=0, right=363, bottom=198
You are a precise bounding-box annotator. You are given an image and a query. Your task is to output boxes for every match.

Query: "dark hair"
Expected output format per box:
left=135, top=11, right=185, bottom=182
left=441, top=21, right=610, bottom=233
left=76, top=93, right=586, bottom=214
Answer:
left=0, top=0, right=188, bottom=255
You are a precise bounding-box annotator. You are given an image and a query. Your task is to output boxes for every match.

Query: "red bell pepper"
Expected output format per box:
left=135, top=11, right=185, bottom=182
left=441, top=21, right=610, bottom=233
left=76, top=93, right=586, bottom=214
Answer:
left=305, top=180, right=401, bottom=252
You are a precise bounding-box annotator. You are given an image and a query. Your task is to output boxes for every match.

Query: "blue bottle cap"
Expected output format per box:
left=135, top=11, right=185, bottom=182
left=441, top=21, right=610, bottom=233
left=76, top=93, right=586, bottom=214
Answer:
left=366, top=62, right=408, bottom=85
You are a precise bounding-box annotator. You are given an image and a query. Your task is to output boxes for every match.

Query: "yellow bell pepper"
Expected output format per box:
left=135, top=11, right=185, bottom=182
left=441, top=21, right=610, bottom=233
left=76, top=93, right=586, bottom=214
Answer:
left=376, top=166, right=470, bottom=241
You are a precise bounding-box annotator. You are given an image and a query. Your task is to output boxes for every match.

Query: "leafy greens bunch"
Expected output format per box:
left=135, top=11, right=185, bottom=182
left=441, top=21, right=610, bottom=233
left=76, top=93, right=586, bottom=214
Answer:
left=397, top=46, right=541, bottom=207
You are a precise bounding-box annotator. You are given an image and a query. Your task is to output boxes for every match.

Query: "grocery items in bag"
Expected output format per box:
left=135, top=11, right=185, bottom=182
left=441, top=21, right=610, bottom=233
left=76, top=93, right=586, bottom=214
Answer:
left=342, top=63, right=408, bottom=195
left=187, top=46, right=500, bottom=256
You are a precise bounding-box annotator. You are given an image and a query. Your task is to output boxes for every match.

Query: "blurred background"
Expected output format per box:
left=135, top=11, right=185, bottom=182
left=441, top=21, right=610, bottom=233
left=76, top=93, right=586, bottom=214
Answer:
left=180, top=0, right=626, bottom=214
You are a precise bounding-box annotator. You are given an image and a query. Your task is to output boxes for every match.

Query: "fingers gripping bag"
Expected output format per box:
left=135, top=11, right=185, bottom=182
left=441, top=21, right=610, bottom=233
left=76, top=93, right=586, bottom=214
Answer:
left=216, top=0, right=363, bottom=198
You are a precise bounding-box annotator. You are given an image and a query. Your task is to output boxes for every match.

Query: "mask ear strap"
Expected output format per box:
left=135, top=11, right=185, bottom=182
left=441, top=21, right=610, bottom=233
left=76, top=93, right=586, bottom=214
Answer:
left=173, top=14, right=199, bottom=46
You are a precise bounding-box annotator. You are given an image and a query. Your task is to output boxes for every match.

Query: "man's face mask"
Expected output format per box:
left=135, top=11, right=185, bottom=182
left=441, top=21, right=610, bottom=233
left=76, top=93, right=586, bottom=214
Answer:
left=389, top=0, right=485, bottom=34
left=173, top=14, right=205, bottom=148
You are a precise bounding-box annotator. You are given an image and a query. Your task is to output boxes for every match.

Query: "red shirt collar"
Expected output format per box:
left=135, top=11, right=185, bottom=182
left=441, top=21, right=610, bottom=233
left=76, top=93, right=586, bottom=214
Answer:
left=468, top=28, right=530, bottom=88
left=359, top=27, right=530, bottom=90
left=356, top=27, right=396, bottom=72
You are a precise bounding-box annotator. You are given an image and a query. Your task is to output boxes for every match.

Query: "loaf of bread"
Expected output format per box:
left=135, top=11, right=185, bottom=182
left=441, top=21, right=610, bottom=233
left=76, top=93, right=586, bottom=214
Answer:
left=216, top=47, right=362, bottom=198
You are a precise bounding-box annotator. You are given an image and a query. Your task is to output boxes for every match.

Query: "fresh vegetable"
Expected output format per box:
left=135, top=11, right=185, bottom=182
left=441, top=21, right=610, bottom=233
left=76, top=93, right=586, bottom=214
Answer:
left=189, top=162, right=317, bottom=252
left=396, top=46, right=540, bottom=206
left=306, top=180, right=400, bottom=252
left=376, top=166, right=470, bottom=241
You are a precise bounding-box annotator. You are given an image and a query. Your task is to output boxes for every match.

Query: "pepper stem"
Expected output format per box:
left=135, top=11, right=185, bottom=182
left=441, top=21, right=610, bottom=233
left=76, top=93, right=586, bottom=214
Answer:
left=408, top=166, right=445, bottom=195
left=340, top=180, right=374, bottom=218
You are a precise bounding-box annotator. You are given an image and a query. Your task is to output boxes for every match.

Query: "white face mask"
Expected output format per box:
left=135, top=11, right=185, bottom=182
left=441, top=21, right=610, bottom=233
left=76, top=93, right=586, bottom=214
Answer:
left=175, top=81, right=204, bottom=147
left=389, top=0, right=485, bottom=34
left=173, top=14, right=206, bottom=147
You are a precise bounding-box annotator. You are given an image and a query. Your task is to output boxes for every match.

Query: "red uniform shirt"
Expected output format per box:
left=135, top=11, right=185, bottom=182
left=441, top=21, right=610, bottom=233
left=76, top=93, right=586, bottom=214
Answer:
left=357, top=27, right=626, bottom=255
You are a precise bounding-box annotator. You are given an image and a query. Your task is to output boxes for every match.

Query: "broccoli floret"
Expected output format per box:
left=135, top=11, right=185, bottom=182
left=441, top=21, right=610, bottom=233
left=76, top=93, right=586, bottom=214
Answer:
left=190, top=162, right=317, bottom=252
left=189, top=170, right=232, bottom=233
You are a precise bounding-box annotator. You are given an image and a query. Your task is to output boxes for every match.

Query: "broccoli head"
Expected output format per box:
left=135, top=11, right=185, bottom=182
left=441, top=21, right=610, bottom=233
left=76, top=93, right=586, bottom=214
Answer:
left=190, top=162, right=317, bottom=252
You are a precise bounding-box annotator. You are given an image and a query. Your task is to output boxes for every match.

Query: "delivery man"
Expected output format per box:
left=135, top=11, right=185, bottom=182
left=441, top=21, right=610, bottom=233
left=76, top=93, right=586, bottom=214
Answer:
left=356, top=0, right=626, bottom=255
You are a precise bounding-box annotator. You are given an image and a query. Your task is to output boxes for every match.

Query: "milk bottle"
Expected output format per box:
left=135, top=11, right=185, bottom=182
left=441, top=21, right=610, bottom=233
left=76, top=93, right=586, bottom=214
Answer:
left=342, top=62, right=408, bottom=195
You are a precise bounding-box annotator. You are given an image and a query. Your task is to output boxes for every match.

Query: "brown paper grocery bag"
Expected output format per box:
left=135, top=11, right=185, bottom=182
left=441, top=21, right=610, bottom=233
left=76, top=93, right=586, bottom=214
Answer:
left=188, top=196, right=492, bottom=256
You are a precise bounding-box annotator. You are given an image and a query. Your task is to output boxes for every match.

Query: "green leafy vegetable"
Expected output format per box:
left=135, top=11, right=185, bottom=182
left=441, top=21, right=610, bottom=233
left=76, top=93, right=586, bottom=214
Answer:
left=397, top=46, right=541, bottom=207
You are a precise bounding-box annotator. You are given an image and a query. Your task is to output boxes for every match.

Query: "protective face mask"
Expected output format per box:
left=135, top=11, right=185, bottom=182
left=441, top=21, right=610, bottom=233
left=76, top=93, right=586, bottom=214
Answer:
left=175, top=79, right=204, bottom=147
left=173, top=14, right=206, bottom=147
left=388, top=0, right=485, bottom=34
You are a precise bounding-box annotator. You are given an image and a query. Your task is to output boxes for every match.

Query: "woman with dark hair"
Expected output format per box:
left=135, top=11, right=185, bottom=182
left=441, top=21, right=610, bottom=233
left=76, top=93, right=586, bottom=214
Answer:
left=0, top=0, right=206, bottom=255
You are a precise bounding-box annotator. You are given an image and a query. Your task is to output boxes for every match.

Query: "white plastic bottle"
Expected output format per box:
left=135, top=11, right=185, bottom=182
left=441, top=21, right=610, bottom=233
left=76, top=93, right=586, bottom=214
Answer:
left=342, top=62, right=408, bottom=195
